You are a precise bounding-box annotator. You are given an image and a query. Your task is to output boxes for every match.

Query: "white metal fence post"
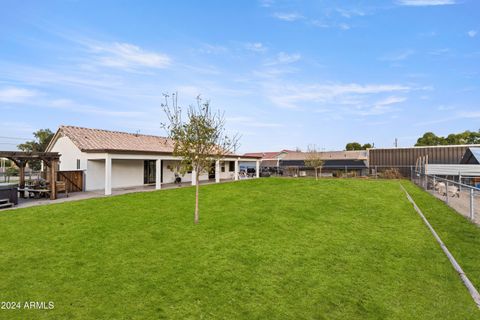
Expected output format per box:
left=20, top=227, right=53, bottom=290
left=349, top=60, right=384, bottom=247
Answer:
left=446, top=181, right=449, bottom=204
left=459, top=172, right=462, bottom=192
left=470, top=188, right=475, bottom=221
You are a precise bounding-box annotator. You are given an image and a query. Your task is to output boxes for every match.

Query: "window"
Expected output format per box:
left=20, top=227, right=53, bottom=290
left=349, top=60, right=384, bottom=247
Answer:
left=229, top=161, right=235, bottom=172
left=221, top=163, right=225, bottom=172
left=76, top=159, right=80, bottom=170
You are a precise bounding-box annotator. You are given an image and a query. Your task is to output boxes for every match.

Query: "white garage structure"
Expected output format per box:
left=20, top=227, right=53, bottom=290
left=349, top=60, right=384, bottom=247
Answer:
left=46, top=126, right=261, bottom=195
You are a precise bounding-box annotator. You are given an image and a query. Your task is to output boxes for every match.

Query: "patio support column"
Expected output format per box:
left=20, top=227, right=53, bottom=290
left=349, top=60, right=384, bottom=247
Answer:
left=234, top=158, right=239, bottom=181
left=256, top=160, right=260, bottom=178
left=18, top=160, right=26, bottom=188
left=105, top=154, right=112, bottom=196
left=50, top=159, right=57, bottom=200
left=155, top=159, right=161, bottom=190
left=215, top=160, right=220, bottom=183
left=191, top=169, right=197, bottom=186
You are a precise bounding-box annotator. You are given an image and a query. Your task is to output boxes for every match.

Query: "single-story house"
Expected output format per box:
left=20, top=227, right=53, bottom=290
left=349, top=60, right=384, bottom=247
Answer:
left=46, top=126, right=261, bottom=195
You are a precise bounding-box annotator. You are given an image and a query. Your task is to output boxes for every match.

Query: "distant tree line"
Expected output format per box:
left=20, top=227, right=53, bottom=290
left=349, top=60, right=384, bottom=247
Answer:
left=17, top=129, right=54, bottom=171
left=345, top=142, right=372, bottom=151
left=415, top=130, right=480, bottom=146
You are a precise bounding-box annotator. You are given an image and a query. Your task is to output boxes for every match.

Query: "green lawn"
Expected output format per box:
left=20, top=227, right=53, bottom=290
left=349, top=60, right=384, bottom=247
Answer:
left=1, top=178, right=479, bottom=319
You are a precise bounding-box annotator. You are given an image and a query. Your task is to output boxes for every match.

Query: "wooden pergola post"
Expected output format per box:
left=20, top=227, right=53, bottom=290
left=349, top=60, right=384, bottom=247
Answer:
left=50, top=159, right=57, bottom=200
left=18, top=160, right=26, bottom=188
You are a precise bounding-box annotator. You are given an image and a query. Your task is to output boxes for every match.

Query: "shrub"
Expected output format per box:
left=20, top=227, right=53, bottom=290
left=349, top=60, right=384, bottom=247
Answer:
left=382, top=168, right=402, bottom=179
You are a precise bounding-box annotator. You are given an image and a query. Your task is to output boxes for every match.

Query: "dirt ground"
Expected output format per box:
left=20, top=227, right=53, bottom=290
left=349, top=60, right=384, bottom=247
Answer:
left=428, top=188, right=480, bottom=225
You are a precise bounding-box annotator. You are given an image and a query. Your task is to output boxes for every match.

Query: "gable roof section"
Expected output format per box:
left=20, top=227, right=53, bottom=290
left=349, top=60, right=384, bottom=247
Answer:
left=49, top=125, right=175, bottom=154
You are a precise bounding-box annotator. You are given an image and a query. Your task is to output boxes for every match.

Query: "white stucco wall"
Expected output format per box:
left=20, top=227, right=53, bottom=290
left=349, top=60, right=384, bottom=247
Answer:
left=219, top=161, right=235, bottom=180
left=86, top=159, right=144, bottom=191
left=86, top=159, right=105, bottom=191
left=162, top=160, right=209, bottom=183
left=112, top=159, right=144, bottom=188
left=50, top=136, right=87, bottom=171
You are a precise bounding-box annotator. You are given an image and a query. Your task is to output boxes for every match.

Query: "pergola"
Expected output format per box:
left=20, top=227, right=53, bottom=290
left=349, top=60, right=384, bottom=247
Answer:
left=0, top=151, right=60, bottom=200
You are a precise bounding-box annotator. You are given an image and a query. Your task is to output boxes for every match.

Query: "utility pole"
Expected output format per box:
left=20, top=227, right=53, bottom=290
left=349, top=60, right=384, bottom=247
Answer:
left=394, top=138, right=398, bottom=148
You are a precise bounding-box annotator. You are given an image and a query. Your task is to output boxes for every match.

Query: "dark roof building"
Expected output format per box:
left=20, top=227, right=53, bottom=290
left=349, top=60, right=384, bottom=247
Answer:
left=460, top=147, right=480, bottom=164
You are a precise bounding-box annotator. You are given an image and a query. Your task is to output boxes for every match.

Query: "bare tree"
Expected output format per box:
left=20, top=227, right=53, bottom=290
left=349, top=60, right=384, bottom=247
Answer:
left=161, top=93, right=239, bottom=224
left=304, top=146, right=324, bottom=180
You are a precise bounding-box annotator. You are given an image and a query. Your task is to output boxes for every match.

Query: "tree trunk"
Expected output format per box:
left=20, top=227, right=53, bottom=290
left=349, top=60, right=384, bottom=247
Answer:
left=194, top=170, right=200, bottom=224
left=315, top=168, right=318, bottom=180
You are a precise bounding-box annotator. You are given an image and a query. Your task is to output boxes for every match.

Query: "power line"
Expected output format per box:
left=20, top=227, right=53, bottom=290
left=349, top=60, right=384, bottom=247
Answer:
left=0, top=136, right=30, bottom=140
left=0, top=142, right=20, bottom=145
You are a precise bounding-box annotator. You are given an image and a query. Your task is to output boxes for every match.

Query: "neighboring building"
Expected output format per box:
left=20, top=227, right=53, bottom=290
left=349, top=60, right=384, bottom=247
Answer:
left=244, top=150, right=369, bottom=176
left=460, top=147, right=480, bottom=164
left=46, top=126, right=261, bottom=195
left=243, top=150, right=293, bottom=169
left=369, top=145, right=480, bottom=176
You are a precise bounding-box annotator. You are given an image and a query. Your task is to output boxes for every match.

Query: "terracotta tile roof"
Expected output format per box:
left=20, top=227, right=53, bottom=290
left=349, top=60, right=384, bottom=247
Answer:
left=53, top=125, right=261, bottom=158
left=58, top=125, right=175, bottom=153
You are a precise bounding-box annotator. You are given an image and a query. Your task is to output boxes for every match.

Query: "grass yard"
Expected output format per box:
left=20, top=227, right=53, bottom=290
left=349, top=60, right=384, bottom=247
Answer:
left=1, top=178, right=480, bottom=319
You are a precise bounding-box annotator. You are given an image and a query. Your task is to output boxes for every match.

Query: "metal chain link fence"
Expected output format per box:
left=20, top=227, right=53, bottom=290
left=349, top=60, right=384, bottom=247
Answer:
left=411, top=170, right=479, bottom=225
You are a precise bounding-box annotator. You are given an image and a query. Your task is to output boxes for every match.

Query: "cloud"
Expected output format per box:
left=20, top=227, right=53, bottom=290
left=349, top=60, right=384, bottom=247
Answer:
left=263, top=82, right=411, bottom=109
left=415, top=110, right=480, bottom=126
left=198, top=43, right=228, bottom=55
left=380, top=49, right=415, bottom=61
left=49, top=98, right=143, bottom=117
left=0, top=87, right=38, bottom=103
left=468, top=30, right=477, bottom=38
left=336, top=8, right=367, bottom=18
left=358, top=96, right=407, bottom=115
left=259, top=0, right=274, bottom=7
left=375, top=96, right=407, bottom=106
left=264, top=52, right=301, bottom=66
left=245, top=42, right=267, bottom=53
left=86, top=41, right=171, bottom=69
left=272, top=12, right=304, bottom=22
left=311, top=20, right=352, bottom=31
left=428, top=48, right=451, bottom=56
left=396, top=0, right=456, bottom=6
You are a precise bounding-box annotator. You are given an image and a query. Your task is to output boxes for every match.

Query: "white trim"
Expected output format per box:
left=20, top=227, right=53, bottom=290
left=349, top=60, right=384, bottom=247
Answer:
left=155, top=159, right=161, bottom=190
left=215, top=160, right=220, bottom=183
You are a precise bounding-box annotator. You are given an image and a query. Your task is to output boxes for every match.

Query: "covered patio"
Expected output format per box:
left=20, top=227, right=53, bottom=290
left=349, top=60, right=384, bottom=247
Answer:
left=11, top=174, right=256, bottom=210
left=85, top=152, right=261, bottom=196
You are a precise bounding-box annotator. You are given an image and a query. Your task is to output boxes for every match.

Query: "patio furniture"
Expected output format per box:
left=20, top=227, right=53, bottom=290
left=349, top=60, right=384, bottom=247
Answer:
left=18, top=187, right=49, bottom=199
left=0, top=198, right=13, bottom=209
left=0, top=184, right=18, bottom=206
